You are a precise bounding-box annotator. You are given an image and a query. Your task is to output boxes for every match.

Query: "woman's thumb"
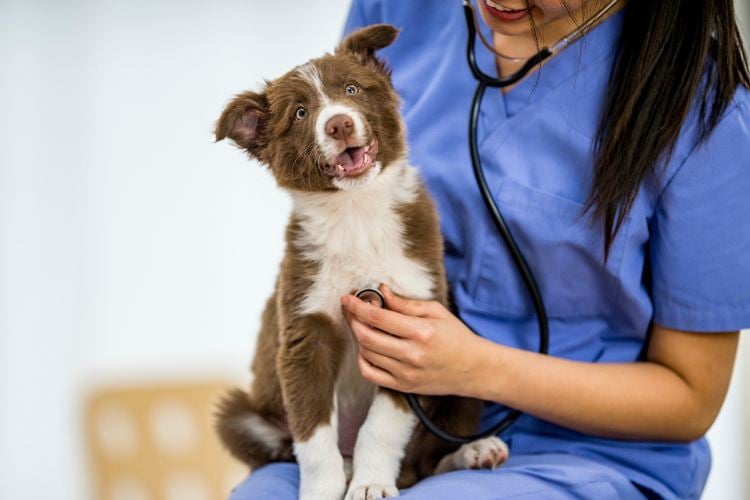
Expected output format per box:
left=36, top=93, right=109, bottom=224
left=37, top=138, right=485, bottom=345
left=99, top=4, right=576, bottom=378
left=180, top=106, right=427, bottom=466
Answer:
left=381, top=284, right=430, bottom=317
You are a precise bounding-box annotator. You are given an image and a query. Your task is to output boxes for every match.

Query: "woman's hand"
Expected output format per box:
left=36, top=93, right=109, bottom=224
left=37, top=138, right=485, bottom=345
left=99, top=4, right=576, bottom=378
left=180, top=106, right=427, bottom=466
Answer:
left=340, top=284, right=487, bottom=396
left=340, top=285, right=741, bottom=442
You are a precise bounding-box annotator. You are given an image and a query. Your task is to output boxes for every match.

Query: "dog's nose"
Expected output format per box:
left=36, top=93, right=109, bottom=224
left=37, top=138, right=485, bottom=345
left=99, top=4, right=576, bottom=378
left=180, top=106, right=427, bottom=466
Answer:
left=325, top=114, right=354, bottom=140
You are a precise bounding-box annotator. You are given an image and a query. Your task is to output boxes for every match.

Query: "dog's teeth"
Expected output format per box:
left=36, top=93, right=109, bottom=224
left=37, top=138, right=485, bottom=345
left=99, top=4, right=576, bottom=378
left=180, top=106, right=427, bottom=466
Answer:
left=335, top=164, right=344, bottom=175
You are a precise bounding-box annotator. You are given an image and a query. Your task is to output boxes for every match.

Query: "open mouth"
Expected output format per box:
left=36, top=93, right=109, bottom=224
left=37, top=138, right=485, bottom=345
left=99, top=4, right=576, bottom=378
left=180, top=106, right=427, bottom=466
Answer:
left=322, top=139, right=379, bottom=178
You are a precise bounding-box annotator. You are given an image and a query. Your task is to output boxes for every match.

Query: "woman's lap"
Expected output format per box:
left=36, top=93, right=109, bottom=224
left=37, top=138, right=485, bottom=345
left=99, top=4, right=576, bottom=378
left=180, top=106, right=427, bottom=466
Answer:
left=228, top=453, right=646, bottom=499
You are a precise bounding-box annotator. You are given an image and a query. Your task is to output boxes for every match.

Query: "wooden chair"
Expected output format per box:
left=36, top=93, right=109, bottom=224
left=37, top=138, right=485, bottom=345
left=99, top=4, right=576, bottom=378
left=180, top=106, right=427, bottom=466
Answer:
left=84, top=380, right=248, bottom=500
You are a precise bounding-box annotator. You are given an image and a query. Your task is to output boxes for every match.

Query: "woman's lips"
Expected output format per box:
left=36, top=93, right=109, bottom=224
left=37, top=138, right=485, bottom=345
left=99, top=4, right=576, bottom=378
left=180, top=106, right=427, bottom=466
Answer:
left=484, top=0, right=530, bottom=22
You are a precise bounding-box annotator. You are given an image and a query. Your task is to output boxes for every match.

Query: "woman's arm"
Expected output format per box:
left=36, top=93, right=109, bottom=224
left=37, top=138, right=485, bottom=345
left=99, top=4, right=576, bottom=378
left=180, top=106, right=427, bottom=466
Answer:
left=341, top=284, right=740, bottom=442
left=471, top=322, right=739, bottom=441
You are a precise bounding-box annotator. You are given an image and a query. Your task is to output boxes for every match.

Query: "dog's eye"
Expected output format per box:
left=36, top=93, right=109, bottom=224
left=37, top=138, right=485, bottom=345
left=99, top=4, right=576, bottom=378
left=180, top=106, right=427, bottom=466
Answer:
left=345, top=84, right=359, bottom=95
left=295, top=107, right=307, bottom=120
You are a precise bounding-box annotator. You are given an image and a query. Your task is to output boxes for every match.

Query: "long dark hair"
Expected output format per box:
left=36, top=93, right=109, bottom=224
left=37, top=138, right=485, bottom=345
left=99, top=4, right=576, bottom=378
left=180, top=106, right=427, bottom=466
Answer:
left=583, top=0, right=750, bottom=255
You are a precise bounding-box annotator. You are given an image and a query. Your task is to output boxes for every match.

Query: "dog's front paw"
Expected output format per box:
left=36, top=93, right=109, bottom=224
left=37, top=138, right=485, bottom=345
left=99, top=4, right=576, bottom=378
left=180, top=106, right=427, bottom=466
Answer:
left=455, top=436, right=509, bottom=470
left=345, top=483, right=399, bottom=500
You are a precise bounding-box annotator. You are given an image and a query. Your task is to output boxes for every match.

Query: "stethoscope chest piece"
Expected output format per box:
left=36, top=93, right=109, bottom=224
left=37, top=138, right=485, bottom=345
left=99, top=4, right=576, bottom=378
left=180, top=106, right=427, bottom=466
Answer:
left=355, top=288, right=385, bottom=308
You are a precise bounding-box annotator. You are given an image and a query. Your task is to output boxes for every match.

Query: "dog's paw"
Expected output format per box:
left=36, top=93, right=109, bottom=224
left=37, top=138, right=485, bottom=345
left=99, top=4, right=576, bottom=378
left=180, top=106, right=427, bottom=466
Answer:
left=455, top=436, right=509, bottom=470
left=344, top=483, right=399, bottom=500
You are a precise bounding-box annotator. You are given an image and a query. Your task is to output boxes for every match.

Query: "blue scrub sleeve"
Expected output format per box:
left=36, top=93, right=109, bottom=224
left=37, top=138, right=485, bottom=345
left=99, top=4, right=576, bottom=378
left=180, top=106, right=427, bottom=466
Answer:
left=650, top=97, right=750, bottom=332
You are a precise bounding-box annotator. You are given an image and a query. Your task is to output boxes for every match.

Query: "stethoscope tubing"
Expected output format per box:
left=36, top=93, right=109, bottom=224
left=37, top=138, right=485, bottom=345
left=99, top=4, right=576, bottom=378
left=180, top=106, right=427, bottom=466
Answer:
left=404, top=78, right=550, bottom=445
left=463, top=1, right=553, bottom=87
left=403, top=0, right=557, bottom=445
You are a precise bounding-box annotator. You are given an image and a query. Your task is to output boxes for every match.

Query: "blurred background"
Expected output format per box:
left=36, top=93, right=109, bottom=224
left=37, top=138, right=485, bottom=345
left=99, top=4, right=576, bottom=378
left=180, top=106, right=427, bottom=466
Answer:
left=1, top=1, right=748, bottom=499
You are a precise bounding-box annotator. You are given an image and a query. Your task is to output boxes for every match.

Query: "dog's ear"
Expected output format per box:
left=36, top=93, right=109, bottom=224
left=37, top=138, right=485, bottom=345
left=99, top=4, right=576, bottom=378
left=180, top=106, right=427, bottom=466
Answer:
left=215, top=90, right=268, bottom=157
left=336, top=24, right=399, bottom=60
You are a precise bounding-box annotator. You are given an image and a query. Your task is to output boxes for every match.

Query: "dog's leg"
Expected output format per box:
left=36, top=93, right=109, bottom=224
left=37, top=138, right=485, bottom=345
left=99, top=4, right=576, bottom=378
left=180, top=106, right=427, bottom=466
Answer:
left=397, top=395, right=485, bottom=487
left=345, top=389, right=417, bottom=500
left=278, top=312, right=347, bottom=500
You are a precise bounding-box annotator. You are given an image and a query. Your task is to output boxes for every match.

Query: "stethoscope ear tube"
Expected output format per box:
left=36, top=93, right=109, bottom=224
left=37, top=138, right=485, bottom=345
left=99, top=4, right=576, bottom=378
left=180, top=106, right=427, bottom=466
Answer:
left=403, top=2, right=552, bottom=445
left=404, top=80, right=549, bottom=444
left=462, top=0, right=552, bottom=88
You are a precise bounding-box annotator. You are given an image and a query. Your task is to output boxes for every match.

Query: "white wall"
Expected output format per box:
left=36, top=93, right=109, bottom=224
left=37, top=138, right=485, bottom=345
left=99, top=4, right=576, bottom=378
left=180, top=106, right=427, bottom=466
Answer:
left=0, top=1, right=747, bottom=499
left=0, top=1, right=350, bottom=498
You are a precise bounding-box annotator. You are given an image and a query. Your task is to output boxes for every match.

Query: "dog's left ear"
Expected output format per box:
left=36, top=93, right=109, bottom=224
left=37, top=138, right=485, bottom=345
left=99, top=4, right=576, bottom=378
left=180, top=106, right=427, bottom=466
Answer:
left=336, top=24, right=399, bottom=61
left=215, top=90, right=268, bottom=158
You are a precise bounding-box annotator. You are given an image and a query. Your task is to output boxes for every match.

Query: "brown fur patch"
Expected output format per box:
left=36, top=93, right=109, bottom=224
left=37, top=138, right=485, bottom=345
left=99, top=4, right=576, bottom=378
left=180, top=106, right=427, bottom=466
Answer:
left=395, top=185, right=448, bottom=305
left=247, top=293, right=284, bottom=415
left=277, top=311, right=346, bottom=441
left=380, top=387, right=410, bottom=412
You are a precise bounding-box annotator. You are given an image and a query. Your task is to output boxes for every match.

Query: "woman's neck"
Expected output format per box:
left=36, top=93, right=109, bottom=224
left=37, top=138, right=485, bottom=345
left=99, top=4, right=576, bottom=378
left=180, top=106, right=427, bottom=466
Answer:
left=492, top=1, right=624, bottom=80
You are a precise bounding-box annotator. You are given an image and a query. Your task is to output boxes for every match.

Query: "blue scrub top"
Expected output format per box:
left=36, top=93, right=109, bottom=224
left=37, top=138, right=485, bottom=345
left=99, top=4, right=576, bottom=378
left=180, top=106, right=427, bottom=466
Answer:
left=345, top=1, right=750, bottom=499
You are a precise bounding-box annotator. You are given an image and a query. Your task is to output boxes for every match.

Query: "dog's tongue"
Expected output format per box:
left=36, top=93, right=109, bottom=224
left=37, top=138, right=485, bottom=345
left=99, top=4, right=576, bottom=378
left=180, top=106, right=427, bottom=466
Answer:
left=334, top=146, right=365, bottom=172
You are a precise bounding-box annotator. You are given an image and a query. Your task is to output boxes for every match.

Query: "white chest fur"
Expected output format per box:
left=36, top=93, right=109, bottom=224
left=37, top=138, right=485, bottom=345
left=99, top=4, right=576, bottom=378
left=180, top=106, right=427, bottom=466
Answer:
left=290, top=162, right=436, bottom=455
left=291, top=161, right=436, bottom=321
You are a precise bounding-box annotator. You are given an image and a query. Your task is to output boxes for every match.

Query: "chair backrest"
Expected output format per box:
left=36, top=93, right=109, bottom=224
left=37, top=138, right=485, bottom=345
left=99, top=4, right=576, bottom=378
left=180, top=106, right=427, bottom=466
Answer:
left=84, top=380, right=248, bottom=500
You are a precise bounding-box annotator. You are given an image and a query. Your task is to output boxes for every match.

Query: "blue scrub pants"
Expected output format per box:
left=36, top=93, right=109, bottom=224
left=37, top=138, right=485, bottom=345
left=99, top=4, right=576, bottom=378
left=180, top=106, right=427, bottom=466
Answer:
left=228, top=453, right=647, bottom=499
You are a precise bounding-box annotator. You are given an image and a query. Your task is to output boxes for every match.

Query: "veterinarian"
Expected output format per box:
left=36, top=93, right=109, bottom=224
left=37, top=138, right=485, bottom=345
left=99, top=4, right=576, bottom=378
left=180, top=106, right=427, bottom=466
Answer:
left=230, top=0, right=750, bottom=498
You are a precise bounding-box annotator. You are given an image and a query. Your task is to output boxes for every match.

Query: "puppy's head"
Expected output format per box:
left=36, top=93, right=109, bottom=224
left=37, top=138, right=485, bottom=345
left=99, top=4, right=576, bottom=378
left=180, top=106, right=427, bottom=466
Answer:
left=216, top=24, right=404, bottom=192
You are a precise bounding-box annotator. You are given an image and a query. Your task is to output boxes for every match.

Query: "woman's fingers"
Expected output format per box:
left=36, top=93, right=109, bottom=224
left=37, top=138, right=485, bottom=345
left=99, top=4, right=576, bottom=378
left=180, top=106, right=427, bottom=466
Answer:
left=380, top=284, right=441, bottom=318
left=358, top=347, right=420, bottom=392
left=341, top=294, right=422, bottom=339
left=358, top=345, right=403, bottom=375
left=357, top=351, right=400, bottom=389
left=349, top=316, right=409, bottom=359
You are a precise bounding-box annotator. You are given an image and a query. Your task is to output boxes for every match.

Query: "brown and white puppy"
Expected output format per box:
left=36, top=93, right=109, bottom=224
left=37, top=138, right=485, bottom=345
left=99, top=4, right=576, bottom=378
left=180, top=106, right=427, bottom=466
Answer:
left=215, top=24, right=508, bottom=500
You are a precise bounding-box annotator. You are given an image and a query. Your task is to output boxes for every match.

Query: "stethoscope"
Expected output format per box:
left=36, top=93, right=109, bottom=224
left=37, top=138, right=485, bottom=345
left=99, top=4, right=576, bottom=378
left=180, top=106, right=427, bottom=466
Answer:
left=359, top=0, right=622, bottom=445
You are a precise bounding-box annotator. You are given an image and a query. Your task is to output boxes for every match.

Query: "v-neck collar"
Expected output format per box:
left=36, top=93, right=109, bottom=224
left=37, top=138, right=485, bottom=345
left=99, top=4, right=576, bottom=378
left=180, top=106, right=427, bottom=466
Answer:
left=470, top=1, right=624, bottom=121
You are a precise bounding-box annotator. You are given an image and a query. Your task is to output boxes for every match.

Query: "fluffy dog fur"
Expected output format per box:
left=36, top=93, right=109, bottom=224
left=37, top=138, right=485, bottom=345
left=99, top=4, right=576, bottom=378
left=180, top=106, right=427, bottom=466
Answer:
left=214, top=24, right=507, bottom=500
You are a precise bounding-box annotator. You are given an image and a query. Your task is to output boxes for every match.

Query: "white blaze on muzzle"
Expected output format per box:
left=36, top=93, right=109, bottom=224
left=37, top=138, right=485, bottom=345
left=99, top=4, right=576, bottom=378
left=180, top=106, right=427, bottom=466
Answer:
left=295, top=62, right=379, bottom=191
left=296, top=63, right=369, bottom=161
left=315, top=102, right=368, bottom=160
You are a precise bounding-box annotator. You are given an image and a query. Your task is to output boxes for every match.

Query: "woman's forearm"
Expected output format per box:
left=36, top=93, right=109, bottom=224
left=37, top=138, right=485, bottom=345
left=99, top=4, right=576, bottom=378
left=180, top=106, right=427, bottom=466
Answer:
left=341, top=287, right=739, bottom=442
left=467, top=336, right=710, bottom=442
